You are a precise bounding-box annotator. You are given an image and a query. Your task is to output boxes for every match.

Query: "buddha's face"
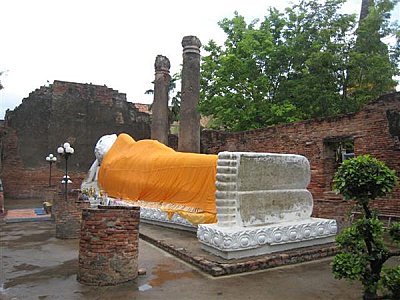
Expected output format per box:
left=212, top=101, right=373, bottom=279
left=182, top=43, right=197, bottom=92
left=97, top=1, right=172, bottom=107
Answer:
left=94, top=134, right=117, bottom=163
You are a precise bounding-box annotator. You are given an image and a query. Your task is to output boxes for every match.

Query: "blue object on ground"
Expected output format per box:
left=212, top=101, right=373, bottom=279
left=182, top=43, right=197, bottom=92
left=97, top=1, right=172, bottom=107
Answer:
left=34, top=208, right=46, bottom=215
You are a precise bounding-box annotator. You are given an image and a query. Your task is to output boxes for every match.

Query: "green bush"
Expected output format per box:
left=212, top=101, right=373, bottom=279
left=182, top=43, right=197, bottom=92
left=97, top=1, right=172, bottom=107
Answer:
left=389, top=222, right=400, bottom=244
left=332, top=154, right=399, bottom=299
left=333, top=154, right=397, bottom=203
left=381, top=267, right=400, bottom=299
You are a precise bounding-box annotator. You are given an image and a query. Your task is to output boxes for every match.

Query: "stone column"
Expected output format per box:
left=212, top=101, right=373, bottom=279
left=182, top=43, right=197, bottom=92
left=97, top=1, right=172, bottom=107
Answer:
left=178, top=36, right=202, bottom=153
left=53, top=189, right=90, bottom=239
left=151, top=55, right=171, bottom=145
left=77, top=206, right=140, bottom=286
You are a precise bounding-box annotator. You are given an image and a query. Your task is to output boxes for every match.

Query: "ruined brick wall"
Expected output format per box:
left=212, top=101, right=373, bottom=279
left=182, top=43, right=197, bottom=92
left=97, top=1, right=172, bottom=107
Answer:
left=47, top=81, right=151, bottom=170
left=4, top=86, right=52, bottom=169
left=201, top=93, right=400, bottom=220
left=0, top=125, right=88, bottom=198
left=1, top=80, right=151, bottom=198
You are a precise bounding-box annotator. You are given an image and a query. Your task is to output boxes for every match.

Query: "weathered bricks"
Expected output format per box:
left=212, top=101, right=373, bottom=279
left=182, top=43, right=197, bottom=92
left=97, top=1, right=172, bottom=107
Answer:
left=77, top=206, right=140, bottom=286
left=53, top=189, right=90, bottom=239
left=0, top=126, right=87, bottom=198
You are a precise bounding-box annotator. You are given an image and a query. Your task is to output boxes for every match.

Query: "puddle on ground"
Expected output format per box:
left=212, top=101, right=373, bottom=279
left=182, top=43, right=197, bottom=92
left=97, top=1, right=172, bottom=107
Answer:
left=148, top=263, right=195, bottom=288
left=4, top=259, right=77, bottom=289
left=138, top=284, right=152, bottom=291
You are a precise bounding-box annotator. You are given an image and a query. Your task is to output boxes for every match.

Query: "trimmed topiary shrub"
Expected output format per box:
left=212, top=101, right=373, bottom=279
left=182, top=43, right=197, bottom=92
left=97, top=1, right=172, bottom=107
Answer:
left=332, top=154, right=399, bottom=299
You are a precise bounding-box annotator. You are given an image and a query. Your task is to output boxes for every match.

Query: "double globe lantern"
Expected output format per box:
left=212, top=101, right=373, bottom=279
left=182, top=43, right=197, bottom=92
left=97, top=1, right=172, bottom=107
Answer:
left=57, top=142, right=75, bottom=200
left=45, top=154, right=57, bottom=187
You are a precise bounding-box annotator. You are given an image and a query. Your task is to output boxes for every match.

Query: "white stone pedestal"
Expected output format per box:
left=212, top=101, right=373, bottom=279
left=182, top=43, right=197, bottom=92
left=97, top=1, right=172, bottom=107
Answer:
left=197, top=152, right=337, bottom=259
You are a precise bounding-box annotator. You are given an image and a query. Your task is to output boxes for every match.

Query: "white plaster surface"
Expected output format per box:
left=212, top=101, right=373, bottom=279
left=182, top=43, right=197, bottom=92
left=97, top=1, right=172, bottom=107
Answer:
left=238, top=190, right=313, bottom=226
left=235, top=152, right=311, bottom=190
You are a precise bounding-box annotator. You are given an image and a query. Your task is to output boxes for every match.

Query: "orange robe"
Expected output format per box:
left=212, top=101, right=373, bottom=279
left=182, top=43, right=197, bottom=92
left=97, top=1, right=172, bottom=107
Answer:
left=98, top=133, right=218, bottom=224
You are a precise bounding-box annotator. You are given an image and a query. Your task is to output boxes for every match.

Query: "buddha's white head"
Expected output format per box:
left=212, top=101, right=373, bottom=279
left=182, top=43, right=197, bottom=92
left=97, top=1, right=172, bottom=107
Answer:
left=94, top=134, right=117, bottom=164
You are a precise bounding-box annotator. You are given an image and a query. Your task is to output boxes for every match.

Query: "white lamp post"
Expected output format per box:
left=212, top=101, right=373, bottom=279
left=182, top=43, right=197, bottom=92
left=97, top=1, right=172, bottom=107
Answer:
left=45, top=153, right=57, bottom=187
left=57, top=142, right=75, bottom=200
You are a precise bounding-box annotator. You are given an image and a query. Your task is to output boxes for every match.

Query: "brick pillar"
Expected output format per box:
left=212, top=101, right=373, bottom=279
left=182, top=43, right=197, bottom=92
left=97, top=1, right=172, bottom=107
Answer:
left=151, top=55, right=171, bottom=145
left=53, top=189, right=90, bottom=239
left=77, top=206, right=140, bottom=286
left=178, top=35, right=202, bottom=153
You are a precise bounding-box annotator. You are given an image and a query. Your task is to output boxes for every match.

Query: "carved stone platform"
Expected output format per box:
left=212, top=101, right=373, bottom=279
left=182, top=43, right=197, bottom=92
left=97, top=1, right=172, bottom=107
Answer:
left=198, top=218, right=337, bottom=259
left=197, top=152, right=338, bottom=259
left=140, top=206, right=196, bottom=232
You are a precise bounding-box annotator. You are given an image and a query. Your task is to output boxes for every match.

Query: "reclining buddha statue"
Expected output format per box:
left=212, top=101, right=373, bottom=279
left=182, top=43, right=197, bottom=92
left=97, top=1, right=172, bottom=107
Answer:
left=82, top=133, right=218, bottom=224
left=82, top=133, right=337, bottom=259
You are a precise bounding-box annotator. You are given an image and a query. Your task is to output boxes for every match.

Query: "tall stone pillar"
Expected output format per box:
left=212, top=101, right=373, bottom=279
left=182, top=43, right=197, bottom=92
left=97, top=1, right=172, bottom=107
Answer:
left=151, top=55, right=171, bottom=145
left=178, top=36, right=202, bottom=153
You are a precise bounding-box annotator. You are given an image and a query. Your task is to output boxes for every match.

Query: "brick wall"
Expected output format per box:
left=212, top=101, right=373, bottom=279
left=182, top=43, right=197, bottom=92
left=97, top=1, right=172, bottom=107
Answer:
left=0, top=126, right=86, bottom=198
left=201, top=93, right=400, bottom=220
left=77, top=206, right=140, bottom=286
left=1, top=80, right=151, bottom=198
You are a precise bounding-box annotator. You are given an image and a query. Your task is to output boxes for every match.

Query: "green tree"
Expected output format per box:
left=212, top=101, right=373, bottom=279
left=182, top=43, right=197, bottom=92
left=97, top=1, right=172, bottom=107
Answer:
left=199, top=0, right=399, bottom=132
left=332, top=155, right=399, bottom=299
left=347, top=0, right=400, bottom=109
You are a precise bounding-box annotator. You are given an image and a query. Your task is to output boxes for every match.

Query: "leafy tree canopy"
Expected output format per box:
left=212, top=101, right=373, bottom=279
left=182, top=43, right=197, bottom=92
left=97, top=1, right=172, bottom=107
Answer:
left=199, top=0, right=399, bottom=132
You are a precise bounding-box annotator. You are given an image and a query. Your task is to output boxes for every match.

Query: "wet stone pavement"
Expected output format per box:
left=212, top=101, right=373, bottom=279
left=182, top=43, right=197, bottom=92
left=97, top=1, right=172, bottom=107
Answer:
left=1, top=198, right=368, bottom=300
left=1, top=219, right=366, bottom=300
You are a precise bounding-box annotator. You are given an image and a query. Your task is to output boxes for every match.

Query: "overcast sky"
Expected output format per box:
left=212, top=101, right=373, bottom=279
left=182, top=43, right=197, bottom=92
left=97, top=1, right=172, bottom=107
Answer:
left=1, top=0, right=398, bottom=119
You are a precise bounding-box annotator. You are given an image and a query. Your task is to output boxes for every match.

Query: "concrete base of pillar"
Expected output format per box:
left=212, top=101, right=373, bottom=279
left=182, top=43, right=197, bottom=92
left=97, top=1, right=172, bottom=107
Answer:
left=197, top=218, right=337, bottom=259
